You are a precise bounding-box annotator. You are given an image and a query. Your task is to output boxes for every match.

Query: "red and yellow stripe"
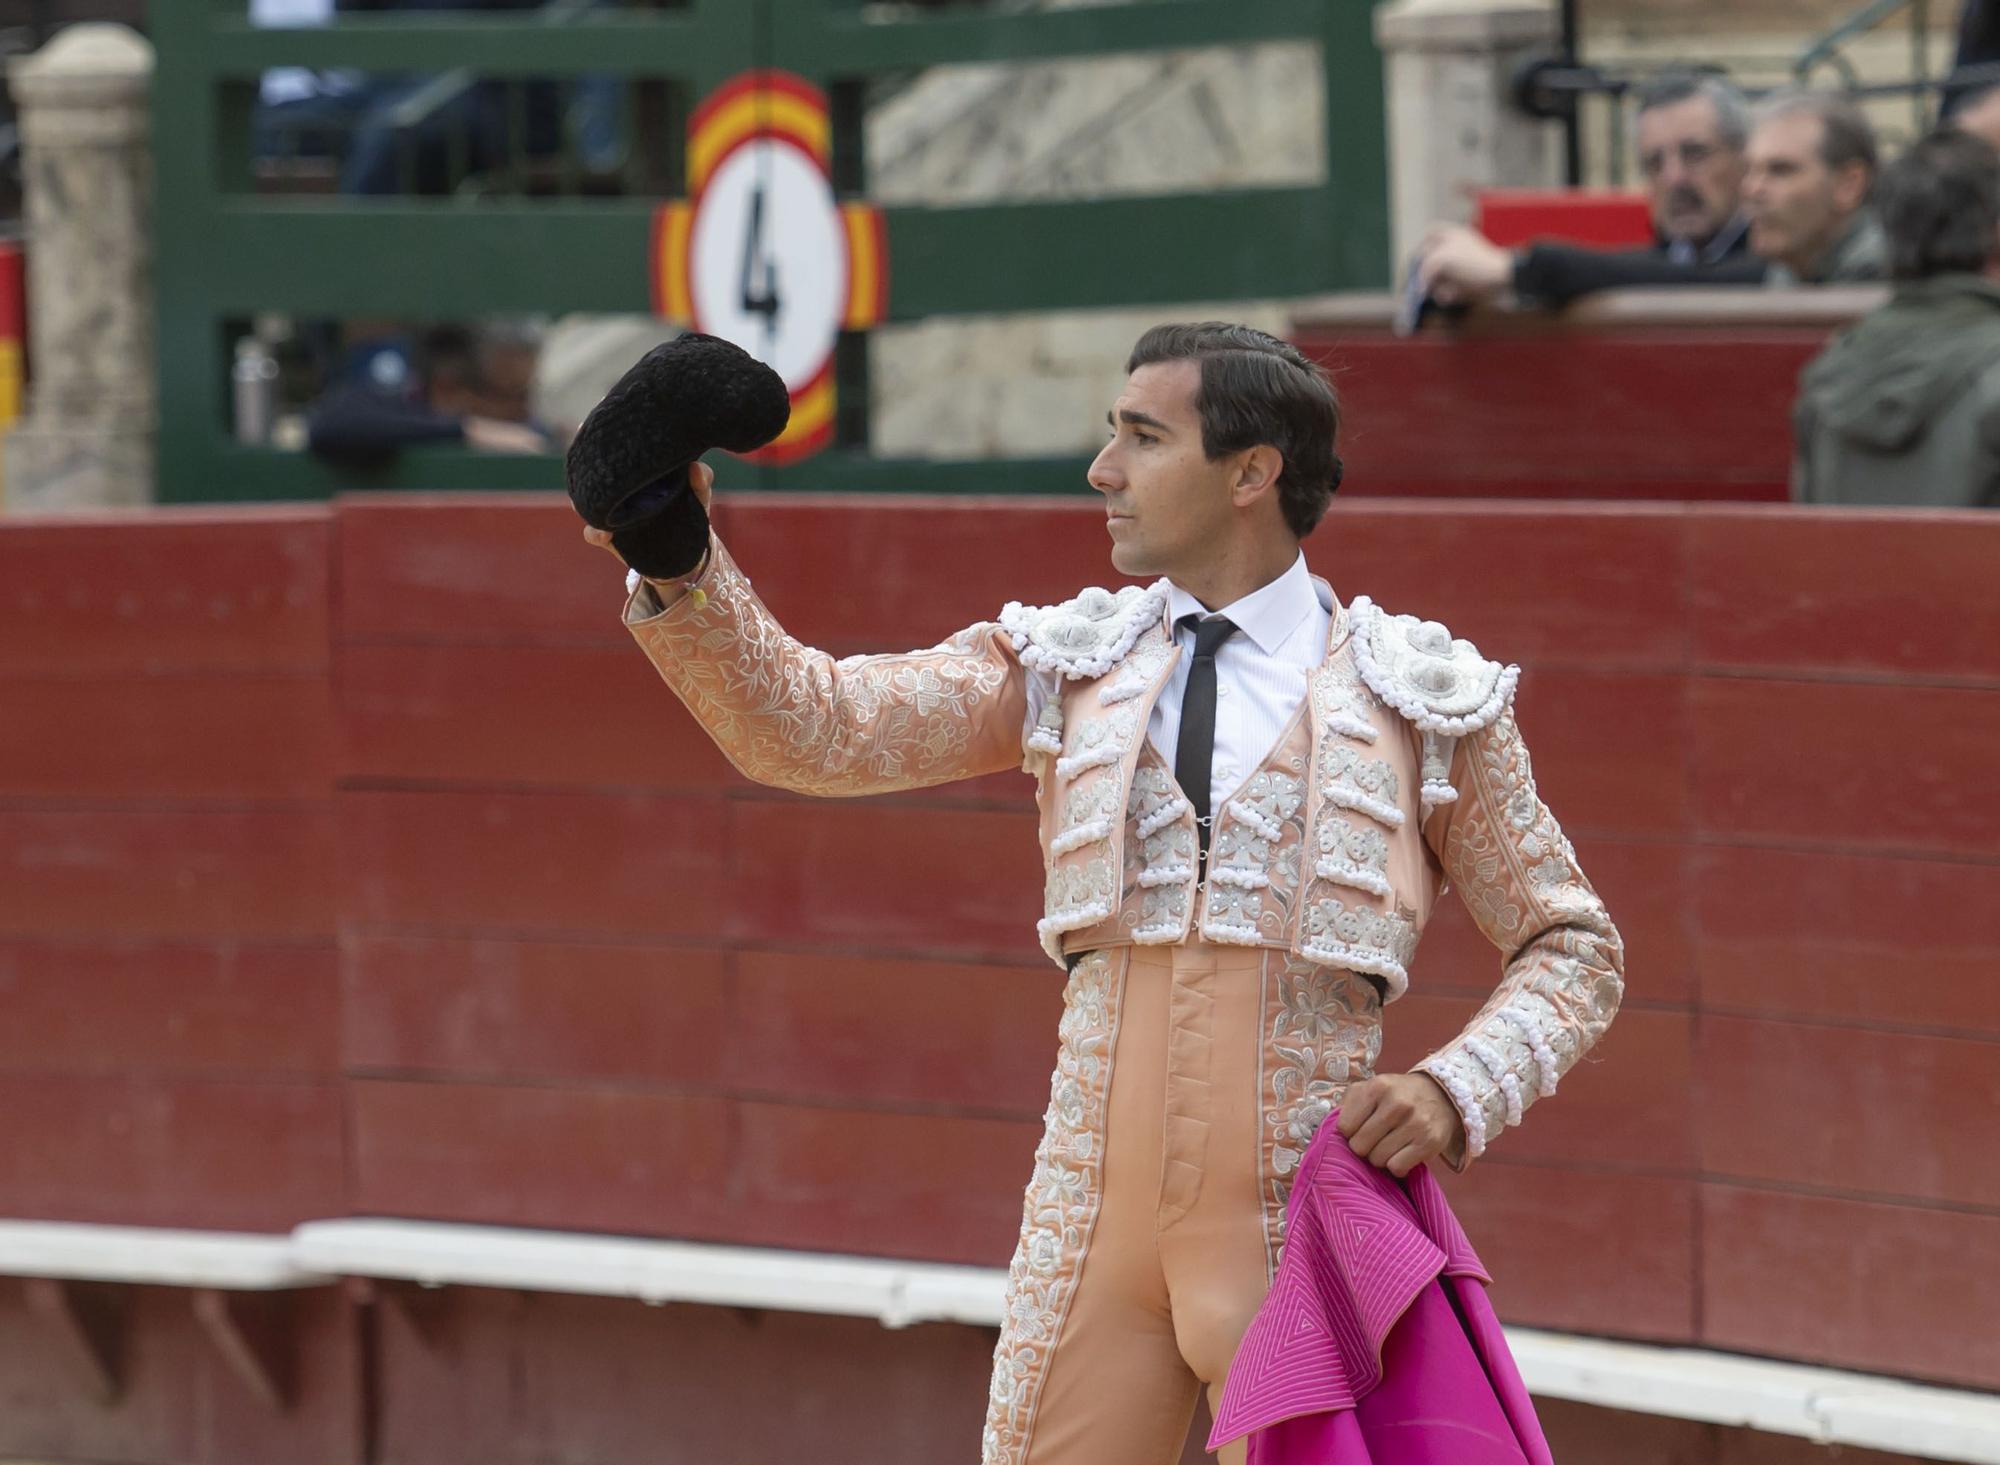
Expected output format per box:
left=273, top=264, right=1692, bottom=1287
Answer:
left=751, top=361, right=835, bottom=466
left=841, top=203, right=888, bottom=329
left=650, top=200, right=694, bottom=324
left=687, top=70, right=830, bottom=195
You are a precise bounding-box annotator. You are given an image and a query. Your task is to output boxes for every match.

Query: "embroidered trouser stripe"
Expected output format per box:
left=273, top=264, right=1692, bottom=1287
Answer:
left=983, top=944, right=1382, bottom=1465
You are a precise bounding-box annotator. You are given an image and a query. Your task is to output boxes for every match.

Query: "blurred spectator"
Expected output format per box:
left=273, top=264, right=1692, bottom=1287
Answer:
left=307, top=321, right=551, bottom=465
left=1952, top=82, right=2000, bottom=152
left=1414, top=73, right=1763, bottom=309
left=255, top=0, right=577, bottom=196
left=1943, top=1, right=2000, bottom=116
left=1744, top=92, right=1886, bottom=286
left=530, top=314, right=682, bottom=446
left=1792, top=129, right=2000, bottom=507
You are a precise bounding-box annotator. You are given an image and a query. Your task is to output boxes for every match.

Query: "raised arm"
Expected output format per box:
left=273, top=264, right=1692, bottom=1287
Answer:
left=1412, top=705, right=1626, bottom=1164
left=621, top=532, right=1030, bottom=798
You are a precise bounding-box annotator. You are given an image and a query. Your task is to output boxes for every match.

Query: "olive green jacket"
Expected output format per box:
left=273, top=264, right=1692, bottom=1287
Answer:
left=1793, top=274, right=2000, bottom=508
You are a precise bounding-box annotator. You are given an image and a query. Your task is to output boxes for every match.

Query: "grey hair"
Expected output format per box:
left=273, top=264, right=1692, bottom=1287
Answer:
left=1755, top=89, right=1880, bottom=176
left=1876, top=128, right=2000, bottom=280
left=1635, top=71, right=1751, bottom=151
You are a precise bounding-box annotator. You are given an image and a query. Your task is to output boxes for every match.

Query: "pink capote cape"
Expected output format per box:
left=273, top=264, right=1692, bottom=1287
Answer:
left=1208, top=1114, right=1553, bottom=1465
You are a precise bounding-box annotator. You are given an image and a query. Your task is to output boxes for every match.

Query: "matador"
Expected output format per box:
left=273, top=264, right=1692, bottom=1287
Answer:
left=595, top=323, right=1625, bottom=1465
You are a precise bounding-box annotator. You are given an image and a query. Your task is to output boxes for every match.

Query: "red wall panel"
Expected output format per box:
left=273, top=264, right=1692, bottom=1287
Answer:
left=3, top=492, right=1998, bottom=1436
left=1690, top=508, right=2000, bottom=684
left=348, top=1079, right=742, bottom=1237
left=0, top=510, right=330, bottom=677
left=0, top=940, right=340, bottom=1079
left=0, top=675, right=334, bottom=800
left=1699, top=1016, right=2000, bottom=1209
left=1438, top=1164, right=1697, bottom=1342
left=0, top=1074, right=346, bottom=1230
left=1695, top=845, right=2000, bottom=1035
left=343, top=936, right=735, bottom=1088
left=1701, top=1184, right=2000, bottom=1388
left=726, top=950, right=1060, bottom=1117
left=1298, top=329, right=1816, bottom=497
left=1692, top=678, right=2000, bottom=858
left=0, top=807, right=335, bottom=942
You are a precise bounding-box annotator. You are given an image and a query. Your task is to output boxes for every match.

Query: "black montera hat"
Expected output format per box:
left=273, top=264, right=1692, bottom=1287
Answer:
left=565, top=332, right=790, bottom=579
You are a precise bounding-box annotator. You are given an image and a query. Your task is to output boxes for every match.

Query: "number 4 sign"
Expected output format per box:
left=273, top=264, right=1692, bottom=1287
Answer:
left=652, top=71, right=889, bottom=465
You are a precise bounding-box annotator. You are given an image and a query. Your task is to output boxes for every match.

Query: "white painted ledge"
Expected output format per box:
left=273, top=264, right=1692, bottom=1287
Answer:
left=288, top=1219, right=1003, bottom=1330
left=7, top=1217, right=1997, bottom=1464
left=1508, top=1328, right=2000, bottom=1465
left=0, top=1220, right=329, bottom=1290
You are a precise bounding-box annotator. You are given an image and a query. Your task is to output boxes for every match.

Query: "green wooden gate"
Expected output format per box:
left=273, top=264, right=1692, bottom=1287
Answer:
left=152, top=0, right=1387, bottom=502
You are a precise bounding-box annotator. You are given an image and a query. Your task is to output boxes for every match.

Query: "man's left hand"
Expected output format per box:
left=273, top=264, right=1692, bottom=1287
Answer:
left=1337, top=1073, right=1467, bottom=1177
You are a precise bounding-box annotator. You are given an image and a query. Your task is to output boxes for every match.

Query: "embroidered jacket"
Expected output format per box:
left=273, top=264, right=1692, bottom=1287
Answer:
left=624, top=537, right=1625, bottom=1163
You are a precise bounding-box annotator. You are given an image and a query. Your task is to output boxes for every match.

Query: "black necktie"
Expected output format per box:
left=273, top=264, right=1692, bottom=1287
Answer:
left=1174, top=613, right=1238, bottom=870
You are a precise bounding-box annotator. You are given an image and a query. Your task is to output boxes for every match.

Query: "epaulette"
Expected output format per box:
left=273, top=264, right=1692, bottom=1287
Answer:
left=1347, top=596, right=1518, bottom=738
left=1000, top=581, right=1168, bottom=681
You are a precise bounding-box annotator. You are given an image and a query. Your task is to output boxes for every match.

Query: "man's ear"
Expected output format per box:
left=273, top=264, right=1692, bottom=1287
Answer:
left=1232, top=444, right=1284, bottom=508
left=1832, top=162, right=1872, bottom=216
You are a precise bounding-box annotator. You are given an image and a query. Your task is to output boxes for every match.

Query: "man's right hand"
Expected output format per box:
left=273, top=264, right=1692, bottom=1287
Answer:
left=1413, top=223, right=1516, bottom=308
left=581, top=461, right=715, bottom=575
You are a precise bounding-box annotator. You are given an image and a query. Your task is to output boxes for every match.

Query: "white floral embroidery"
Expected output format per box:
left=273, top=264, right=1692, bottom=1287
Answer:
left=1297, top=896, right=1419, bottom=997
left=629, top=540, right=1018, bottom=798
left=1098, top=637, right=1172, bottom=706
left=1037, top=858, right=1116, bottom=960
left=1310, top=653, right=1380, bottom=745
left=1413, top=707, right=1623, bottom=1159
left=1260, top=960, right=1383, bottom=1265
left=1055, top=705, right=1140, bottom=780
left=1200, top=771, right=1306, bottom=946
left=1049, top=777, right=1122, bottom=856
left=1315, top=820, right=1392, bottom=897
left=1027, top=700, right=1064, bottom=756
left=984, top=953, right=1122, bottom=1465
left=1125, top=764, right=1197, bottom=941
left=1319, top=744, right=1406, bottom=830
left=1133, top=882, right=1192, bottom=943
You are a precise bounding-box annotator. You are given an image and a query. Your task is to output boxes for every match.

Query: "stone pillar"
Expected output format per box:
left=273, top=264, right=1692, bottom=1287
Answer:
left=1375, top=0, right=1563, bottom=267
left=4, top=24, right=155, bottom=512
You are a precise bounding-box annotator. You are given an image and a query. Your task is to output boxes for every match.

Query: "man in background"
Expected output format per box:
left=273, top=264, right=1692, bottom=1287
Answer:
left=306, top=321, right=550, bottom=465
left=1793, top=129, right=2000, bottom=507
left=1744, top=91, right=1886, bottom=286
left=1415, top=73, right=1761, bottom=308
left=1950, top=81, right=2000, bottom=152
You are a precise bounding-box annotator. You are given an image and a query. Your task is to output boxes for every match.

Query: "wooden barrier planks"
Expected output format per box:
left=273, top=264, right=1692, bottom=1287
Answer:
left=1, top=491, right=1997, bottom=1411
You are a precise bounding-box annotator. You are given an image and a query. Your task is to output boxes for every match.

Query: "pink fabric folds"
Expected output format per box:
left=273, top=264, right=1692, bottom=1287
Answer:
left=1208, top=1113, right=1553, bottom=1465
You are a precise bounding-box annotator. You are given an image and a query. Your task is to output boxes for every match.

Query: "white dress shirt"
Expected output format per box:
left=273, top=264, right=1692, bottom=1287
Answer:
left=1025, top=553, right=1335, bottom=815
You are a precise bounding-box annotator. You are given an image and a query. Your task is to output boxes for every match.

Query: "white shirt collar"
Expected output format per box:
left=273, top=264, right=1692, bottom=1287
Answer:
left=1167, top=551, right=1320, bottom=657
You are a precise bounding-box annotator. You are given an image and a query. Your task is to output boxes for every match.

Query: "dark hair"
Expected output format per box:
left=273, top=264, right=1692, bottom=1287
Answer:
left=1124, top=321, right=1343, bottom=539
left=1757, top=90, right=1880, bottom=177
left=1944, top=79, right=2000, bottom=121
left=1634, top=71, right=1750, bottom=150
left=1876, top=128, right=2000, bottom=280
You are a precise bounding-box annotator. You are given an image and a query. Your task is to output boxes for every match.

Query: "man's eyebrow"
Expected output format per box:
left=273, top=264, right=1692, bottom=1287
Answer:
left=1108, top=408, right=1172, bottom=433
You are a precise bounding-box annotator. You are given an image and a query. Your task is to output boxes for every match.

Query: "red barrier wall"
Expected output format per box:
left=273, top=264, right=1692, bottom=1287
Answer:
left=1, top=494, right=1995, bottom=1462
left=1291, top=292, right=1877, bottom=502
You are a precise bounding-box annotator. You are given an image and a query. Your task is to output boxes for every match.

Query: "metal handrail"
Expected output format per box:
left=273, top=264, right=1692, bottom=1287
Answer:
left=383, top=0, right=604, bottom=133
left=1794, top=0, right=1937, bottom=131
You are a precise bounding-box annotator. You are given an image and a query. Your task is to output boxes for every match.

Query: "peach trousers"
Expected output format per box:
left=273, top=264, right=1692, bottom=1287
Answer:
left=982, top=942, right=1384, bottom=1465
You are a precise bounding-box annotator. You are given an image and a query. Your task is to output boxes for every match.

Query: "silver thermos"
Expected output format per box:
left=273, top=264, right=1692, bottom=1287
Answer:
left=232, top=336, right=280, bottom=445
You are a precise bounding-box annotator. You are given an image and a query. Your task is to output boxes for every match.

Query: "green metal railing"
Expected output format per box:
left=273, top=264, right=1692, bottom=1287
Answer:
left=153, top=0, right=1388, bottom=502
